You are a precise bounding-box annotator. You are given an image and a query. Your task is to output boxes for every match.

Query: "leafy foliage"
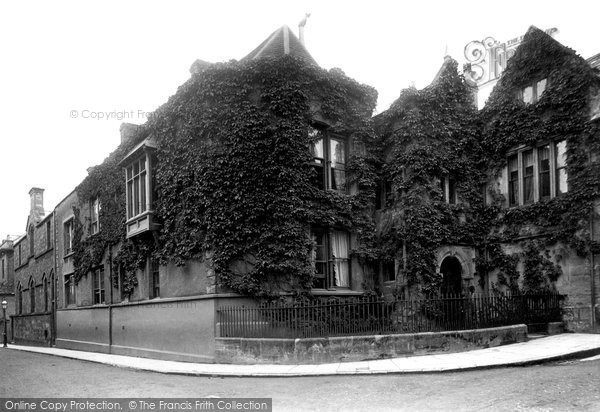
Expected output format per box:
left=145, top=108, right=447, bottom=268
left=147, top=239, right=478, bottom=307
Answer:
left=73, top=56, right=377, bottom=297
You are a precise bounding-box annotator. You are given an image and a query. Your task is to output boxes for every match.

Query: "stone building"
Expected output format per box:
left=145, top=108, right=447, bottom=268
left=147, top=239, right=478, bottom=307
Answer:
left=374, top=26, right=600, bottom=331
left=10, top=25, right=600, bottom=360
left=11, top=188, right=55, bottom=345
left=0, top=237, right=16, bottom=340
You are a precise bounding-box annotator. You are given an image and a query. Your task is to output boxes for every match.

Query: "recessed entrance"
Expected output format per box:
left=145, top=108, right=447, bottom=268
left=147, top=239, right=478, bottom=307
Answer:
left=440, top=256, right=463, bottom=295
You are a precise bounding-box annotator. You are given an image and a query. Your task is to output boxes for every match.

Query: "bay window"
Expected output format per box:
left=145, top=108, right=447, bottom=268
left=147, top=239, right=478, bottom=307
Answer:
left=120, top=138, right=157, bottom=238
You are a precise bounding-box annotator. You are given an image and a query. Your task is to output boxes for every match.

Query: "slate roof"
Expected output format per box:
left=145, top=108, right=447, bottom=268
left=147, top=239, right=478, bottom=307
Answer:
left=243, top=26, right=317, bottom=66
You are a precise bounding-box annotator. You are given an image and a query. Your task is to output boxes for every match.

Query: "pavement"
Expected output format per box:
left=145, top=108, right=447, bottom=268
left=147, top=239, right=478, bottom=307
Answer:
left=6, top=333, right=600, bottom=377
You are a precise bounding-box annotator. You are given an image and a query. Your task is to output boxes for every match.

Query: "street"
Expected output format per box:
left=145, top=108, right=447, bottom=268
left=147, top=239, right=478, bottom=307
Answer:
left=1, top=348, right=599, bottom=411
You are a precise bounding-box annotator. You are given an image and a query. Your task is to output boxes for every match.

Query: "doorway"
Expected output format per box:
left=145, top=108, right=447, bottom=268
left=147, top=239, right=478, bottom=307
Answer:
left=440, top=256, right=463, bottom=295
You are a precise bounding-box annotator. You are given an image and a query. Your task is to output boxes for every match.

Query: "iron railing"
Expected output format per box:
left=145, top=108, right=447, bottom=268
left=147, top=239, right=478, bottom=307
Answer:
left=217, top=293, right=564, bottom=338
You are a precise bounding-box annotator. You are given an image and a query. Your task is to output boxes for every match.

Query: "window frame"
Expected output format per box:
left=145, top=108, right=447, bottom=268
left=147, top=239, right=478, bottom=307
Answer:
left=310, top=228, right=351, bottom=290
left=504, top=140, right=568, bottom=207
left=520, top=78, right=548, bottom=104
left=65, top=274, right=76, bottom=307
left=63, top=218, right=74, bottom=256
left=92, top=267, right=106, bottom=305
left=90, top=197, right=101, bottom=235
left=439, top=176, right=458, bottom=205
left=310, top=127, right=348, bottom=193
left=17, top=283, right=22, bottom=314
left=29, top=278, right=35, bottom=314
left=42, top=274, right=48, bottom=312
left=45, top=220, right=52, bottom=251
left=150, top=261, right=160, bottom=299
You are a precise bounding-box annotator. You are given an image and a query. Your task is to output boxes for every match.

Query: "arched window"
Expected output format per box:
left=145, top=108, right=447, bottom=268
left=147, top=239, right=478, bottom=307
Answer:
left=43, top=274, right=48, bottom=312
left=29, top=277, right=35, bottom=313
left=17, top=283, right=22, bottom=315
left=28, top=225, right=35, bottom=257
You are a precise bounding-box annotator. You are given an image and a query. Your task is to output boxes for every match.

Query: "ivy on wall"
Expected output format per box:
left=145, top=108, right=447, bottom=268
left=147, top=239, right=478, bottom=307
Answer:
left=374, top=59, right=484, bottom=294
left=477, top=27, right=600, bottom=291
left=73, top=56, right=378, bottom=297
left=374, top=27, right=600, bottom=294
left=70, top=27, right=599, bottom=298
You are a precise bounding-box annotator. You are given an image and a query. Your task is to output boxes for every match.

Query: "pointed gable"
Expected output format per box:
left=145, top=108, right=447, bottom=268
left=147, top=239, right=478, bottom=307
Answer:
left=486, top=26, right=596, bottom=104
left=243, top=26, right=317, bottom=65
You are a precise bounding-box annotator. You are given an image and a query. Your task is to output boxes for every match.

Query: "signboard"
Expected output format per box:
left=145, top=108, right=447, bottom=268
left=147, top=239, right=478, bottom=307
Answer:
left=464, top=28, right=558, bottom=86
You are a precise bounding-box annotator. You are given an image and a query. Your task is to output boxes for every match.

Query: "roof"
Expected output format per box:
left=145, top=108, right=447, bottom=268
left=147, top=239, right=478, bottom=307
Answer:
left=587, top=53, right=600, bottom=71
left=242, top=26, right=317, bottom=65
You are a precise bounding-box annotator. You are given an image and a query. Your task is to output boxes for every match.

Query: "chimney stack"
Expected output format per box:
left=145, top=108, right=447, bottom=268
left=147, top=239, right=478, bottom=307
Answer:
left=120, top=122, right=140, bottom=145
left=29, top=187, right=45, bottom=223
left=298, top=13, right=311, bottom=46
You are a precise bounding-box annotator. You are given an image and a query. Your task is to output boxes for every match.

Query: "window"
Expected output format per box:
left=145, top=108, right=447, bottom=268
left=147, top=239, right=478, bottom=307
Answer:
left=18, top=244, right=22, bottom=266
left=522, top=149, right=534, bottom=204
left=65, top=274, right=76, bottom=307
left=439, top=177, right=457, bottom=204
left=521, top=79, right=547, bottom=104
left=17, top=283, right=22, bottom=314
left=555, top=140, right=568, bottom=194
left=505, top=140, right=567, bottom=206
left=1, top=258, right=4, bottom=280
left=382, top=260, right=396, bottom=282
left=28, top=225, right=34, bottom=257
left=508, top=155, right=519, bottom=206
left=29, top=278, right=35, bottom=313
left=92, top=267, right=105, bottom=305
left=46, top=220, right=52, bottom=250
left=127, top=158, right=148, bottom=219
left=150, top=261, right=160, bottom=298
left=310, top=128, right=348, bottom=192
left=310, top=228, right=351, bottom=289
left=122, top=140, right=157, bottom=239
left=64, top=219, right=74, bottom=256
left=538, top=145, right=551, bottom=200
left=43, top=275, right=48, bottom=312
left=90, top=198, right=100, bottom=235
left=375, top=179, right=393, bottom=210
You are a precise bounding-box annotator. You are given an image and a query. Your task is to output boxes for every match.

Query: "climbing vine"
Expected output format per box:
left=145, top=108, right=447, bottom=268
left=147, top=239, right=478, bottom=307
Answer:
left=70, top=27, right=599, bottom=299
left=72, top=56, right=377, bottom=297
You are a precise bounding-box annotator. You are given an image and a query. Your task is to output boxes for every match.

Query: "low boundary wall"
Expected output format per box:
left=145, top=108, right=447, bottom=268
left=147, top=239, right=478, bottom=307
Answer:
left=215, top=324, right=528, bottom=364
left=56, top=294, right=256, bottom=363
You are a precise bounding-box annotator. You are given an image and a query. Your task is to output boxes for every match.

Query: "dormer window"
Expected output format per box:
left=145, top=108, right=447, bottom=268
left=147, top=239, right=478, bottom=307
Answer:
left=521, top=79, right=547, bottom=104
left=120, top=137, right=158, bottom=238
left=309, top=127, right=347, bottom=192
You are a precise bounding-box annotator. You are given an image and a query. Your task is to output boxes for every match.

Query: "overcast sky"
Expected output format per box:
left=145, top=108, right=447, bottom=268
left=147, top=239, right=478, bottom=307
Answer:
left=0, top=0, right=598, bottom=240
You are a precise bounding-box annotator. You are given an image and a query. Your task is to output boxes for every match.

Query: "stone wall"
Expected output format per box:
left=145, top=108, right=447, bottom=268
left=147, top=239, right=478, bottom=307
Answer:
left=215, top=324, right=528, bottom=364
left=11, top=313, right=52, bottom=345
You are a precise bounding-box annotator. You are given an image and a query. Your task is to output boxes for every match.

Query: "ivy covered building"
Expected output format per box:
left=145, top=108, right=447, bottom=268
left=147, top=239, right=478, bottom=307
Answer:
left=374, top=27, right=600, bottom=332
left=10, top=25, right=600, bottom=360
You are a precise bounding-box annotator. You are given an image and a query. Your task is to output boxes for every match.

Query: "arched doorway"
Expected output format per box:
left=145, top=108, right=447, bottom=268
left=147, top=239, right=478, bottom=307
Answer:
left=440, top=256, right=463, bottom=295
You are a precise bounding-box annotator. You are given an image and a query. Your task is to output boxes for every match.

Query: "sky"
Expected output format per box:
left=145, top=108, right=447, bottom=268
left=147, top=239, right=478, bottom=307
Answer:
left=0, top=0, right=598, bottom=240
